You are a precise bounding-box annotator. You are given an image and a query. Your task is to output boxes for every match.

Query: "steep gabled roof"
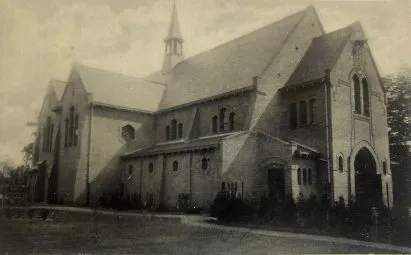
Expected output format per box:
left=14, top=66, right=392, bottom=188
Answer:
left=146, top=8, right=308, bottom=110
left=49, top=79, right=67, bottom=100
left=285, top=23, right=354, bottom=87
left=74, top=64, right=165, bottom=112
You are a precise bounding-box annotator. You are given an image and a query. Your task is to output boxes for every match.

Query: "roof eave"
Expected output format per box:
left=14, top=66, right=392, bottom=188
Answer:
left=158, top=85, right=256, bottom=113
left=91, top=102, right=156, bottom=115
left=280, top=78, right=323, bottom=92
left=121, top=144, right=218, bottom=160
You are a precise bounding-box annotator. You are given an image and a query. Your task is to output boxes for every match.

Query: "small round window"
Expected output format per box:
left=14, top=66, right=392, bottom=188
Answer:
left=148, top=163, right=154, bottom=173
left=172, top=161, right=179, bottom=172
left=201, top=158, right=208, bottom=170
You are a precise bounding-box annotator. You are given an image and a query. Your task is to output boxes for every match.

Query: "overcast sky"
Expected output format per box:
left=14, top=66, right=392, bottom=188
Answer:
left=0, top=0, right=410, bottom=165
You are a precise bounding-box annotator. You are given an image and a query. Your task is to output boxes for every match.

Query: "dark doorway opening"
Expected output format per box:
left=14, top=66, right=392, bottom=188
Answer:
left=35, top=163, right=47, bottom=202
left=354, top=148, right=382, bottom=208
left=267, top=167, right=285, bottom=203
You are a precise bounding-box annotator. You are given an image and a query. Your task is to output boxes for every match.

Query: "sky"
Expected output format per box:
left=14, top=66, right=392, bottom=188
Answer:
left=0, top=0, right=410, bottom=165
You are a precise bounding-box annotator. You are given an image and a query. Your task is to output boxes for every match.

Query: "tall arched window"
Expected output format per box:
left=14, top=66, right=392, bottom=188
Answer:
left=43, top=126, right=47, bottom=152
left=338, top=156, right=344, bottom=172
left=49, top=123, right=54, bottom=152
left=229, top=112, right=235, bottom=131
left=353, top=74, right=361, bottom=114
left=220, top=108, right=227, bottom=131
left=299, top=101, right=307, bottom=125
left=297, top=168, right=301, bottom=185
left=74, top=114, right=79, bottom=146
left=289, top=103, right=297, bottom=130
left=68, top=107, right=75, bottom=147
left=171, top=119, right=177, bottom=140
left=308, top=168, right=312, bottom=185
left=64, top=118, right=69, bottom=148
left=46, top=117, right=51, bottom=152
left=309, top=99, right=316, bottom=124
left=303, top=168, right=307, bottom=185
left=178, top=123, right=183, bottom=139
left=212, top=115, right=218, bottom=133
left=362, top=78, right=370, bottom=116
left=165, top=125, right=170, bottom=141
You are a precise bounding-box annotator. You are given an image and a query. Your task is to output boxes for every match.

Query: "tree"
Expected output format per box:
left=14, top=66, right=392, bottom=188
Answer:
left=383, top=66, right=411, bottom=162
left=22, top=142, right=34, bottom=170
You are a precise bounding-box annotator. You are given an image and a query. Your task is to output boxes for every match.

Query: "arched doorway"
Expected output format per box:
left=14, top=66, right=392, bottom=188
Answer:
left=267, top=164, right=285, bottom=203
left=354, top=148, right=382, bottom=208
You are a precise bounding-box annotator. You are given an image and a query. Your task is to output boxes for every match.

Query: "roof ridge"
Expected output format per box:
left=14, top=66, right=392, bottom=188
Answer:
left=171, top=9, right=306, bottom=66
left=258, top=7, right=308, bottom=77
left=75, top=62, right=165, bottom=86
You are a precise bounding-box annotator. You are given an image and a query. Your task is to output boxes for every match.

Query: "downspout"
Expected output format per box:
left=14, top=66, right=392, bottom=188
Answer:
left=189, top=151, right=193, bottom=207
left=86, top=98, right=93, bottom=206
left=139, top=158, right=143, bottom=200
left=324, top=69, right=334, bottom=203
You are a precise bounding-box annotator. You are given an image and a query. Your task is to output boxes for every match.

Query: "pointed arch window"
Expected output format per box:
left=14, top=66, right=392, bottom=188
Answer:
left=229, top=112, right=235, bottom=131
left=46, top=117, right=51, bottom=152
left=353, top=74, right=361, bottom=114
left=68, top=107, right=75, bottom=147
left=362, top=78, right=370, bottom=116
left=289, top=103, right=297, bottom=130
left=338, top=156, right=344, bottom=172
left=74, top=114, right=79, bottom=146
left=212, top=115, right=218, bottom=134
left=299, top=101, right=307, bottom=125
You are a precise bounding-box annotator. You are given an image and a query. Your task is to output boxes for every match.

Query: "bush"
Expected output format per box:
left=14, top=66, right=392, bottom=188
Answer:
left=211, top=192, right=255, bottom=222
left=40, top=209, right=49, bottom=220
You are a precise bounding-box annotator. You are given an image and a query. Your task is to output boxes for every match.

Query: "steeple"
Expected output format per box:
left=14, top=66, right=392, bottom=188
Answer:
left=162, top=0, right=184, bottom=73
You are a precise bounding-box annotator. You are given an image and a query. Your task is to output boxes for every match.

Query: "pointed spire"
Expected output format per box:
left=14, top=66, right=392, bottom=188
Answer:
left=165, top=0, right=183, bottom=42
left=162, top=0, right=184, bottom=73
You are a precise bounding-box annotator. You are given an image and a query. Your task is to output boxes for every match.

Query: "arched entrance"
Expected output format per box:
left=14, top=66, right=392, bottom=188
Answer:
left=354, top=147, right=382, bottom=208
left=267, top=164, right=285, bottom=203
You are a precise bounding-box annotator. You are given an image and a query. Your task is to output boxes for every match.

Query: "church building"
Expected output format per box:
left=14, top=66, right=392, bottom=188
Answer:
left=32, top=3, right=393, bottom=210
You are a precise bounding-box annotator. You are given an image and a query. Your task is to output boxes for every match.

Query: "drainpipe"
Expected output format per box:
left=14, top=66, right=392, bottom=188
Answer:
left=139, top=158, right=143, bottom=200
left=86, top=98, right=93, bottom=206
left=189, top=151, right=193, bottom=207
left=323, top=69, right=334, bottom=204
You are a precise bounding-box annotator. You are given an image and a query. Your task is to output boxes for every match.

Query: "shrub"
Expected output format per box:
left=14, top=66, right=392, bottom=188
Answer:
left=27, top=209, right=34, bottom=220
left=211, top=192, right=255, bottom=222
left=40, top=209, right=49, bottom=220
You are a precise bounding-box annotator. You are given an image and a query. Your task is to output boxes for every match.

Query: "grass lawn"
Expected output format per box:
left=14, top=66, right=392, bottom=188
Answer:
left=0, top=212, right=405, bottom=254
